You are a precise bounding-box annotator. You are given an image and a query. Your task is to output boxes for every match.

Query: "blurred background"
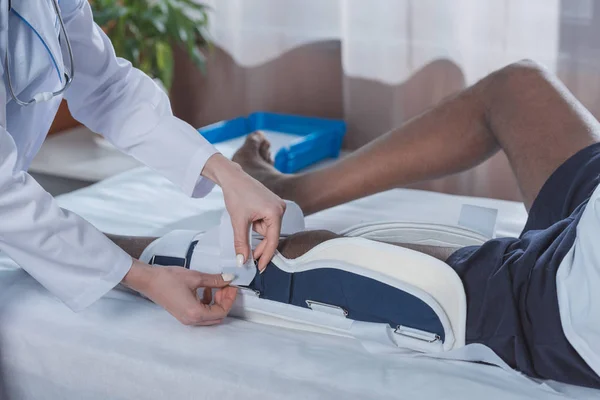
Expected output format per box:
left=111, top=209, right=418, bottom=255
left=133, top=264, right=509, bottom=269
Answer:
left=44, top=0, right=600, bottom=201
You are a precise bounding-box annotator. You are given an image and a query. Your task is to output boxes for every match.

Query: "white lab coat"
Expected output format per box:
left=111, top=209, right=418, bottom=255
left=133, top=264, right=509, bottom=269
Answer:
left=0, top=0, right=218, bottom=311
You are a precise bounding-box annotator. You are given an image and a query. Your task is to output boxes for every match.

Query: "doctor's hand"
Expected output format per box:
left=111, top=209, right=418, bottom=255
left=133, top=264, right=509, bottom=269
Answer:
left=123, top=259, right=238, bottom=325
left=202, top=154, right=286, bottom=272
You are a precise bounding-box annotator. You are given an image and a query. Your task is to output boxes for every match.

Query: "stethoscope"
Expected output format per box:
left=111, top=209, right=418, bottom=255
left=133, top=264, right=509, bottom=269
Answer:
left=4, top=0, right=75, bottom=106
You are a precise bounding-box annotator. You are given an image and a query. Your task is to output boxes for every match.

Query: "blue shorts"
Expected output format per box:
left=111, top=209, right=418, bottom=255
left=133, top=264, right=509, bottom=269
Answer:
left=447, top=143, right=600, bottom=388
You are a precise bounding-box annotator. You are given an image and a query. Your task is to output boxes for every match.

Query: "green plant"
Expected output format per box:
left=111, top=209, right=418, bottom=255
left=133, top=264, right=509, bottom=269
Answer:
left=91, top=0, right=210, bottom=90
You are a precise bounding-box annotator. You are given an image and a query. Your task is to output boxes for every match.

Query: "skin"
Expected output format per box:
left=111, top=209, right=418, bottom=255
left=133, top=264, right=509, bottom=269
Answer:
left=120, top=153, right=286, bottom=326
left=119, top=60, right=600, bottom=326
left=107, top=229, right=460, bottom=290
left=274, top=230, right=459, bottom=262
left=232, top=60, right=600, bottom=216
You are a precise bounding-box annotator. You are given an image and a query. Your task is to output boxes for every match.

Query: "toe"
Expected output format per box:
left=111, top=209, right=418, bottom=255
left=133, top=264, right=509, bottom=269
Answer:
left=233, top=132, right=263, bottom=164
left=259, top=138, right=274, bottom=164
left=246, top=132, right=264, bottom=149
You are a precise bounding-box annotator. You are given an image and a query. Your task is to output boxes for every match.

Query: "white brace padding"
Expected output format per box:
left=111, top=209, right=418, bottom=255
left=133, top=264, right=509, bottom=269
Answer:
left=139, top=204, right=473, bottom=353
left=269, top=237, right=466, bottom=351
left=340, top=221, right=488, bottom=247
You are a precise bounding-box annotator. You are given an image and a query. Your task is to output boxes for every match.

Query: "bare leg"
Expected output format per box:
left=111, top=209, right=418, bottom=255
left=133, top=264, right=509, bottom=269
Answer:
left=233, top=60, right=600, bottom=215
left=105, top=234, right=156, bottom=259
left=105, top=231, right=453, bottom=267
left=276, top=230, right=457, bottom=262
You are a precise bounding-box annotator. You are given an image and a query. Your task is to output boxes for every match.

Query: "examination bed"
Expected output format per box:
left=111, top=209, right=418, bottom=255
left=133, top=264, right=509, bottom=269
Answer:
left=1, top=139, right=599, bottom=399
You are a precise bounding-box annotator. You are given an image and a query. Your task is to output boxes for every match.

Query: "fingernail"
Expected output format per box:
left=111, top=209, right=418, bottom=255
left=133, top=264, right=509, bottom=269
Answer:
left=236, top=254, right=245, bottom=268
left=259, top=267, right=265, bottom=275
left=221, top=273, right=235, bottom=282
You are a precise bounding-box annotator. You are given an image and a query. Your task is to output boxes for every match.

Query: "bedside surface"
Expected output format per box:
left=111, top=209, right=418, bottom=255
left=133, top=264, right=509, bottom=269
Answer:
left=30, top=127, right=345, bottom=194
left=30, top=126, right=142, bottom=182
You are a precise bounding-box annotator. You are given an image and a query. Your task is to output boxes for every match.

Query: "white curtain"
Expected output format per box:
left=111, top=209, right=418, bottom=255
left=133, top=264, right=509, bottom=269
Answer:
left=202, top=0, right=560, bottom=85
left=186, top=0, right=598, bottom=201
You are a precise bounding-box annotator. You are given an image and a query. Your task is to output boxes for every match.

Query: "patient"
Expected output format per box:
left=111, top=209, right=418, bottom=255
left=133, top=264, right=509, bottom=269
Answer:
left=229, top=60, right=600, bottom=388
left=109, top=60, right=600, bottom=389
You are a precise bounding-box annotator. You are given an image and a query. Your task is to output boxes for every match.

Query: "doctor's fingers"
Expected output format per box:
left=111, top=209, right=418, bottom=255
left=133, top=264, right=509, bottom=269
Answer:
left=184, top=287, right=237, bottom=325
left=188, top=270, right=235, bottom=289
left=254, top=217, right=282, bottom=272
left=232, top=218, right=252, bottom=264
left=253, top=236, right=268, bottom=261
left=199, top=286, right=234, bottom=306
left=200, top=287, right=213, bottom=304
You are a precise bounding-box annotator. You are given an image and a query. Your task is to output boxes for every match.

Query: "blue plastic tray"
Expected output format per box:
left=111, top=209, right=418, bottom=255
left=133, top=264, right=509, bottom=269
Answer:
left=198, top=112, right=346, bottom=173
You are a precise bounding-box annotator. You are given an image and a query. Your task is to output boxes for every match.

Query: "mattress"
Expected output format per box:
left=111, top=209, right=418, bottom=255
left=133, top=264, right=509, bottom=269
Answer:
left=0, top=139, right=598, bottom=399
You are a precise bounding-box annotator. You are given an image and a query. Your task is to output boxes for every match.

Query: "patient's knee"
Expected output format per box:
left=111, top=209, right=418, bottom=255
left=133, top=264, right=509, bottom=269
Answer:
left=479, top=59, right=553, bottom=110
left=492, top=60, right=551, bottom=93
left=504, top=59, right=550, bottom=81
left=502, top=59, right=546, bottom=75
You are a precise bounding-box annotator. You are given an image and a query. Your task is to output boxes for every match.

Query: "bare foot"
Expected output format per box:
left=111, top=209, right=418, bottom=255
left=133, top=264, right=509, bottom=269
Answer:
left=232, top=131, right=293, bottom=197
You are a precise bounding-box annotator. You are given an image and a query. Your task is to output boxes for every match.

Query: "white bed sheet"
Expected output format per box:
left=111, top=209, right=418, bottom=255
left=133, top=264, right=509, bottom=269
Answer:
left=1, top=162, right=599, bottom=399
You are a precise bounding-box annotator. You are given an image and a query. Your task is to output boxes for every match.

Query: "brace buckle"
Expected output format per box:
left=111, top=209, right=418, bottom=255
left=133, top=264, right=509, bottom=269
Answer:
left=305, top=300, right=348, bottom=317
left=394, top=325, right=441, bottom=343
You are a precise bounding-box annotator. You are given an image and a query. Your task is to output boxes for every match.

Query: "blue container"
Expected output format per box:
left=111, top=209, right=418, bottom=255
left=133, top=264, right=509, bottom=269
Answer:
left=198, top=112, right=346, bottom=173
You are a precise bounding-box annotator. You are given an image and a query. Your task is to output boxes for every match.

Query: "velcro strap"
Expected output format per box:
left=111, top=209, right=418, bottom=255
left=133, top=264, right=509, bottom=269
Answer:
left=151, top=255, right=186, bottom=268
left=458, top=204, right=498, bottom=238
left=150, top=240, right=199, bottom=269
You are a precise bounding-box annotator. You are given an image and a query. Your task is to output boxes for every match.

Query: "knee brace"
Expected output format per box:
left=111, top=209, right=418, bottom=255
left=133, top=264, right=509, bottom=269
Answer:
left=140, top=203, right=471, bottom=353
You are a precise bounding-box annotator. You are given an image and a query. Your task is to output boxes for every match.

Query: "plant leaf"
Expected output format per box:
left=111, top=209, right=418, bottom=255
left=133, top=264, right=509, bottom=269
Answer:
left=93, top=0, right=210, bottom=78
left=155, top=42, right=174, bottom=90
left=189, top=46, right=206, bottom=74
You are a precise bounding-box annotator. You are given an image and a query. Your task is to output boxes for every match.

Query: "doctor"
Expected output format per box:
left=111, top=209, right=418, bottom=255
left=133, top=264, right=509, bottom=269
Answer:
left=0, top=0, right=285, bottom=325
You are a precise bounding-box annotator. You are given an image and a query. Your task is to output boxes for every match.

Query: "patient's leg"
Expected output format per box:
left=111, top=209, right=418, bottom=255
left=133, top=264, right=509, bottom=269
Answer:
left=104, top=232, right=343, bottom=263
left=233, top=60, right=600, bottom=215
left=276, top=230, right=459, bottom=262
left=105, top=231, right=456, bottom=266
left=105, top=234, right=155, bottom=259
